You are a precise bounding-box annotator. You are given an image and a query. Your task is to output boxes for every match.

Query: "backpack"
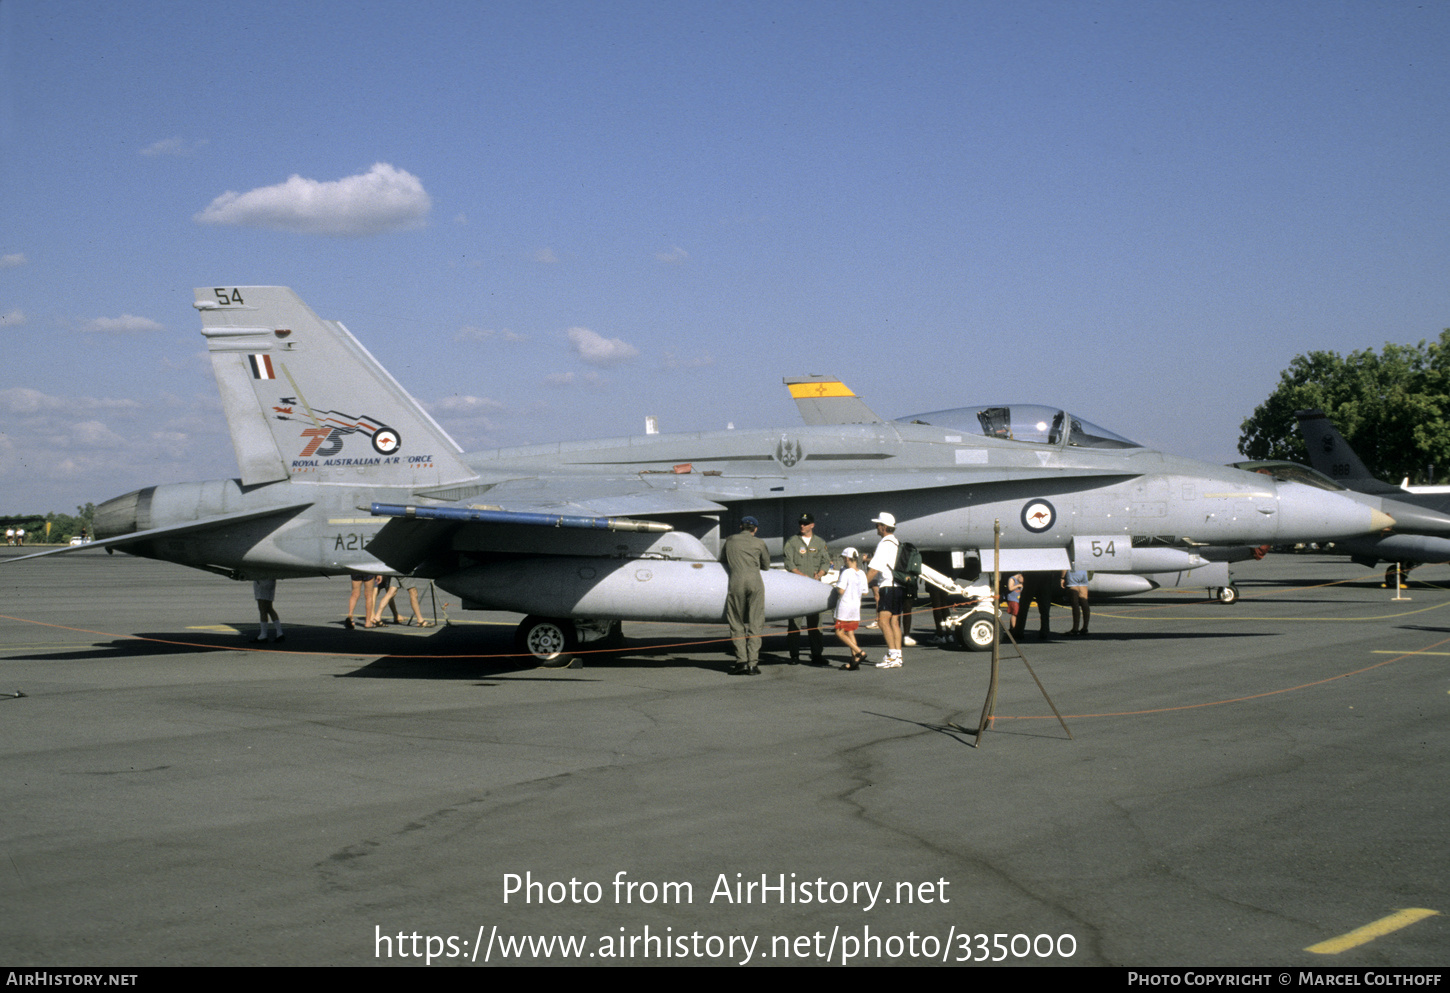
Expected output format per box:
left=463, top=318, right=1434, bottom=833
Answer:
left=895, top=540, right=923, bottom=584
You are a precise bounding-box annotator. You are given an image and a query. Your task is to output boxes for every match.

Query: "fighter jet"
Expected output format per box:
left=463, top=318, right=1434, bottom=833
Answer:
left=1293, top=409, right=1450, bottom=580
left=786, top=376, right=1260, bottom=604
left=8, top=288, right=1396, bottom=659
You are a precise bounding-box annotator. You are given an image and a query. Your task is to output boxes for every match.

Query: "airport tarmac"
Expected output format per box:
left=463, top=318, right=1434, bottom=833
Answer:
left=0, top=547, right=1446, bottom=967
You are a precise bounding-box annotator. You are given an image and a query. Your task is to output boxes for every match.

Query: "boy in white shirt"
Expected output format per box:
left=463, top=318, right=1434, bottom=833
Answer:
left=833, top=547, right=869, bottom=670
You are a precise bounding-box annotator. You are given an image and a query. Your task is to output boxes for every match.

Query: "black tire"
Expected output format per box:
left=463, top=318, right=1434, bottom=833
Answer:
left=514, top=615, right=578, bottom=661
left=955, top=611, right=999, bottom=652
left=1217, top=585, right=1239, bottom=604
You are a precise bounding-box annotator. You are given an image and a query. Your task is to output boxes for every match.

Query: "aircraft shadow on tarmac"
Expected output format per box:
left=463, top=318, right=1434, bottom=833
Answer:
left=1396, top=624, right=1450, bottom=635
left=0, top=622, right=1278, bottom=669
left=340, top=626, right=791, bottom=680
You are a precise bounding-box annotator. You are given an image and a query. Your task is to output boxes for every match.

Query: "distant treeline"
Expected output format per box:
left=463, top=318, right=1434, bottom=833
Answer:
left=4, top=503, right=96, bottom=544
left=1239, top=330, right=1450, bottom=485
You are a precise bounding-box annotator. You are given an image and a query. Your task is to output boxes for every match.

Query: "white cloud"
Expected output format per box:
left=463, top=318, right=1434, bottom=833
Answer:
left=455, top=325, right=525, bottom=343
left=70, top=420, right=127, bottom=447
left=1, top=310, right=25, bottom=328
left=662, top=349, right=715, bottom=370
left=566, top=326, right=639, bottom=367
left=0, top=253, right=26, bottom=268
left=533, top=247, right=559, bottom=264
left=84, top=314, right=164, bottom=333
left=655, top=245, right=689, bottom=264
left=0, top=388, right=233, bottom=509
left=194, top=162, right=431, bottom=237
left=544, top=371, right=604, bottom=388
left=0, top=388, right=141, bottom=415
left=140, top=136, right=206, bottom=157
left=429, top=395, right=504, bottom=415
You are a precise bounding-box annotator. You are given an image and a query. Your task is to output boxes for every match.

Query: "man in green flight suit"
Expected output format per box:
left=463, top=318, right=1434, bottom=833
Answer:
left=783, top=511, right=830, bottom=666
left=722, top=515, right=771, bottom=675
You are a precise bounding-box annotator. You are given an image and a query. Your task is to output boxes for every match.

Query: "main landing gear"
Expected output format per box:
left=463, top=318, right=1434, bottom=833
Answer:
left=513, top=616, right=623, bottom=665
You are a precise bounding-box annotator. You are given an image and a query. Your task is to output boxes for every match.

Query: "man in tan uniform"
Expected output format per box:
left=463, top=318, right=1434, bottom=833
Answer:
left=722, top=515, right=771, bottom=675
left=783, top=511, right=830, bottom=665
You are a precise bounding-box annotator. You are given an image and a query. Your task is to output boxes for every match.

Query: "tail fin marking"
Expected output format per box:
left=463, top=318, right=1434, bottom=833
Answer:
left=196, top=286, right=478, bottom=489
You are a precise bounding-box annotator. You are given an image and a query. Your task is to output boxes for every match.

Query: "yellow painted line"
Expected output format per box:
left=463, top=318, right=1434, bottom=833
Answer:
left=1372, top=650, right=1450, bottom=656
left=1306, top=908, right=1439, bottom=954
left=787, top=381, right=855, bottom=398
left=186, top=625, right=240, bottom=633
left=1098, top=602, right=1450, bottom=622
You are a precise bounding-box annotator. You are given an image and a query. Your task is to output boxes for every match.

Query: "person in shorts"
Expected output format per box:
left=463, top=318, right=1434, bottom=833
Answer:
left=833, top=547, right=868, bottom=670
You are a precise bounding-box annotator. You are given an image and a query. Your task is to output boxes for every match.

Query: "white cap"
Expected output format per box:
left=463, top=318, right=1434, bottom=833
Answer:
left=841, top=546, right=859, bottom=560
left=871, top=512, right=896, bottom=528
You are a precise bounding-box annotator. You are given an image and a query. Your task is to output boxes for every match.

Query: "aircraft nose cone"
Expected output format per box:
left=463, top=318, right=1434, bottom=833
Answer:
left=1376, top=501, right=1450, bottom=534
left=1274, top=482, right=1394, bottom=541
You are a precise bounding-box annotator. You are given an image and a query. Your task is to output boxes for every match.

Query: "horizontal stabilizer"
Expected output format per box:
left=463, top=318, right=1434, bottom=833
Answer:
left=0, top=503, right=314, bottom=564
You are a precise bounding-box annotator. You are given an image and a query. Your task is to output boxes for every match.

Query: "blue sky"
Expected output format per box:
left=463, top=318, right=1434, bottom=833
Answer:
left=3, top=0, right=1448, bottom=512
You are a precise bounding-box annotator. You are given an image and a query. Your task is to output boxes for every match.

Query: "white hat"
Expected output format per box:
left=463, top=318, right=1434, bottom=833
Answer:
left=841, top=546, right=859, bottom=560
left=871, top=512, right=896, bottom=528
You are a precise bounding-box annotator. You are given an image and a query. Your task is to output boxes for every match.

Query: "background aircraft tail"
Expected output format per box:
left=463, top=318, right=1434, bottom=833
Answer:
left=195, top=286, right=478, bottom=489
left=1295, top=409, right=1400, bottom=495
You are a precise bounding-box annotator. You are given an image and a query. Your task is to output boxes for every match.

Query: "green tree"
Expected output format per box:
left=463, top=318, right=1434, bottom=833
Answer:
left=1238, top=330, right=1450, bottom=484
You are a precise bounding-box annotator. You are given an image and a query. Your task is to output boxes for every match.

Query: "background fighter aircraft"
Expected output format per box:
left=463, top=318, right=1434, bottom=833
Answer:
left=8, top=288, right=1395, bottom=659
left=1294, top=409, right=1450, bottom=581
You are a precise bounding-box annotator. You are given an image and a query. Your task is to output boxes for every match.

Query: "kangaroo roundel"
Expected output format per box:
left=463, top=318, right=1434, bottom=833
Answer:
left=372, top=428, right=401, bottom=455
left=1021, top=499, right=1056, bottom=533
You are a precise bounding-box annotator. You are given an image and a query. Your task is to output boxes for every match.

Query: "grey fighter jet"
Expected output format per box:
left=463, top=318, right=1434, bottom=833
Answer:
left=1293, top=409, right=1450, bottom=580
left=9, top=288, right=1396, bottom=659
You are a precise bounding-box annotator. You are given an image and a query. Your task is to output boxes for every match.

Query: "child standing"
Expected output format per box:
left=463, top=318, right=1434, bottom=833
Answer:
left=833, top=547, right=869, bottom=670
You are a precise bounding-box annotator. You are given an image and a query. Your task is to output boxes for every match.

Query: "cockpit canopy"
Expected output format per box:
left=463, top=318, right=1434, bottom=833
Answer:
left=897, top=404, right=1141, bottom=450
left=1230, top=460, right=1347, bottom=492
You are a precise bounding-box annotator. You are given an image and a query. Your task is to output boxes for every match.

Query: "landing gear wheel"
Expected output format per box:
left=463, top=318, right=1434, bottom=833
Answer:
left=1217, top=585, right=1239, bottom=604
left=955, top=611, right=1000, bottom=652
left=515, top=615, right=578, bottom=663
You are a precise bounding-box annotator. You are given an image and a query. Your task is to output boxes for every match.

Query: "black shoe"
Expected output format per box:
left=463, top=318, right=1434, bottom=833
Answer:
left=729, top=664, right=753, bottom=676
left=747, top=666, right=761, bottom=675
left=809, top=656, right=829, bottom=667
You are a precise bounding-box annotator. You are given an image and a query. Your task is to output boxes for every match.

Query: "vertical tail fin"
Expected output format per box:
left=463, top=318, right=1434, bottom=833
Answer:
left=195, top=286, right=478, bottom=489
left=784, top=375, right=885, bottom=425
left=1294, top=409, right=1399, bottom=495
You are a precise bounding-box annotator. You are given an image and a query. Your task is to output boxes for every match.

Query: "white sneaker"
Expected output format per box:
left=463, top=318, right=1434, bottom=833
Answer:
left=902, top=635, right=916, bottom=646
left=876, top=657, right=902, bottom=668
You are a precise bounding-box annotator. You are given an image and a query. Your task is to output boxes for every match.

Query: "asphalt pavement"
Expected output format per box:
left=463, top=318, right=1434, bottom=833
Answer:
left=0, top=547, right=1445, bottom=966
